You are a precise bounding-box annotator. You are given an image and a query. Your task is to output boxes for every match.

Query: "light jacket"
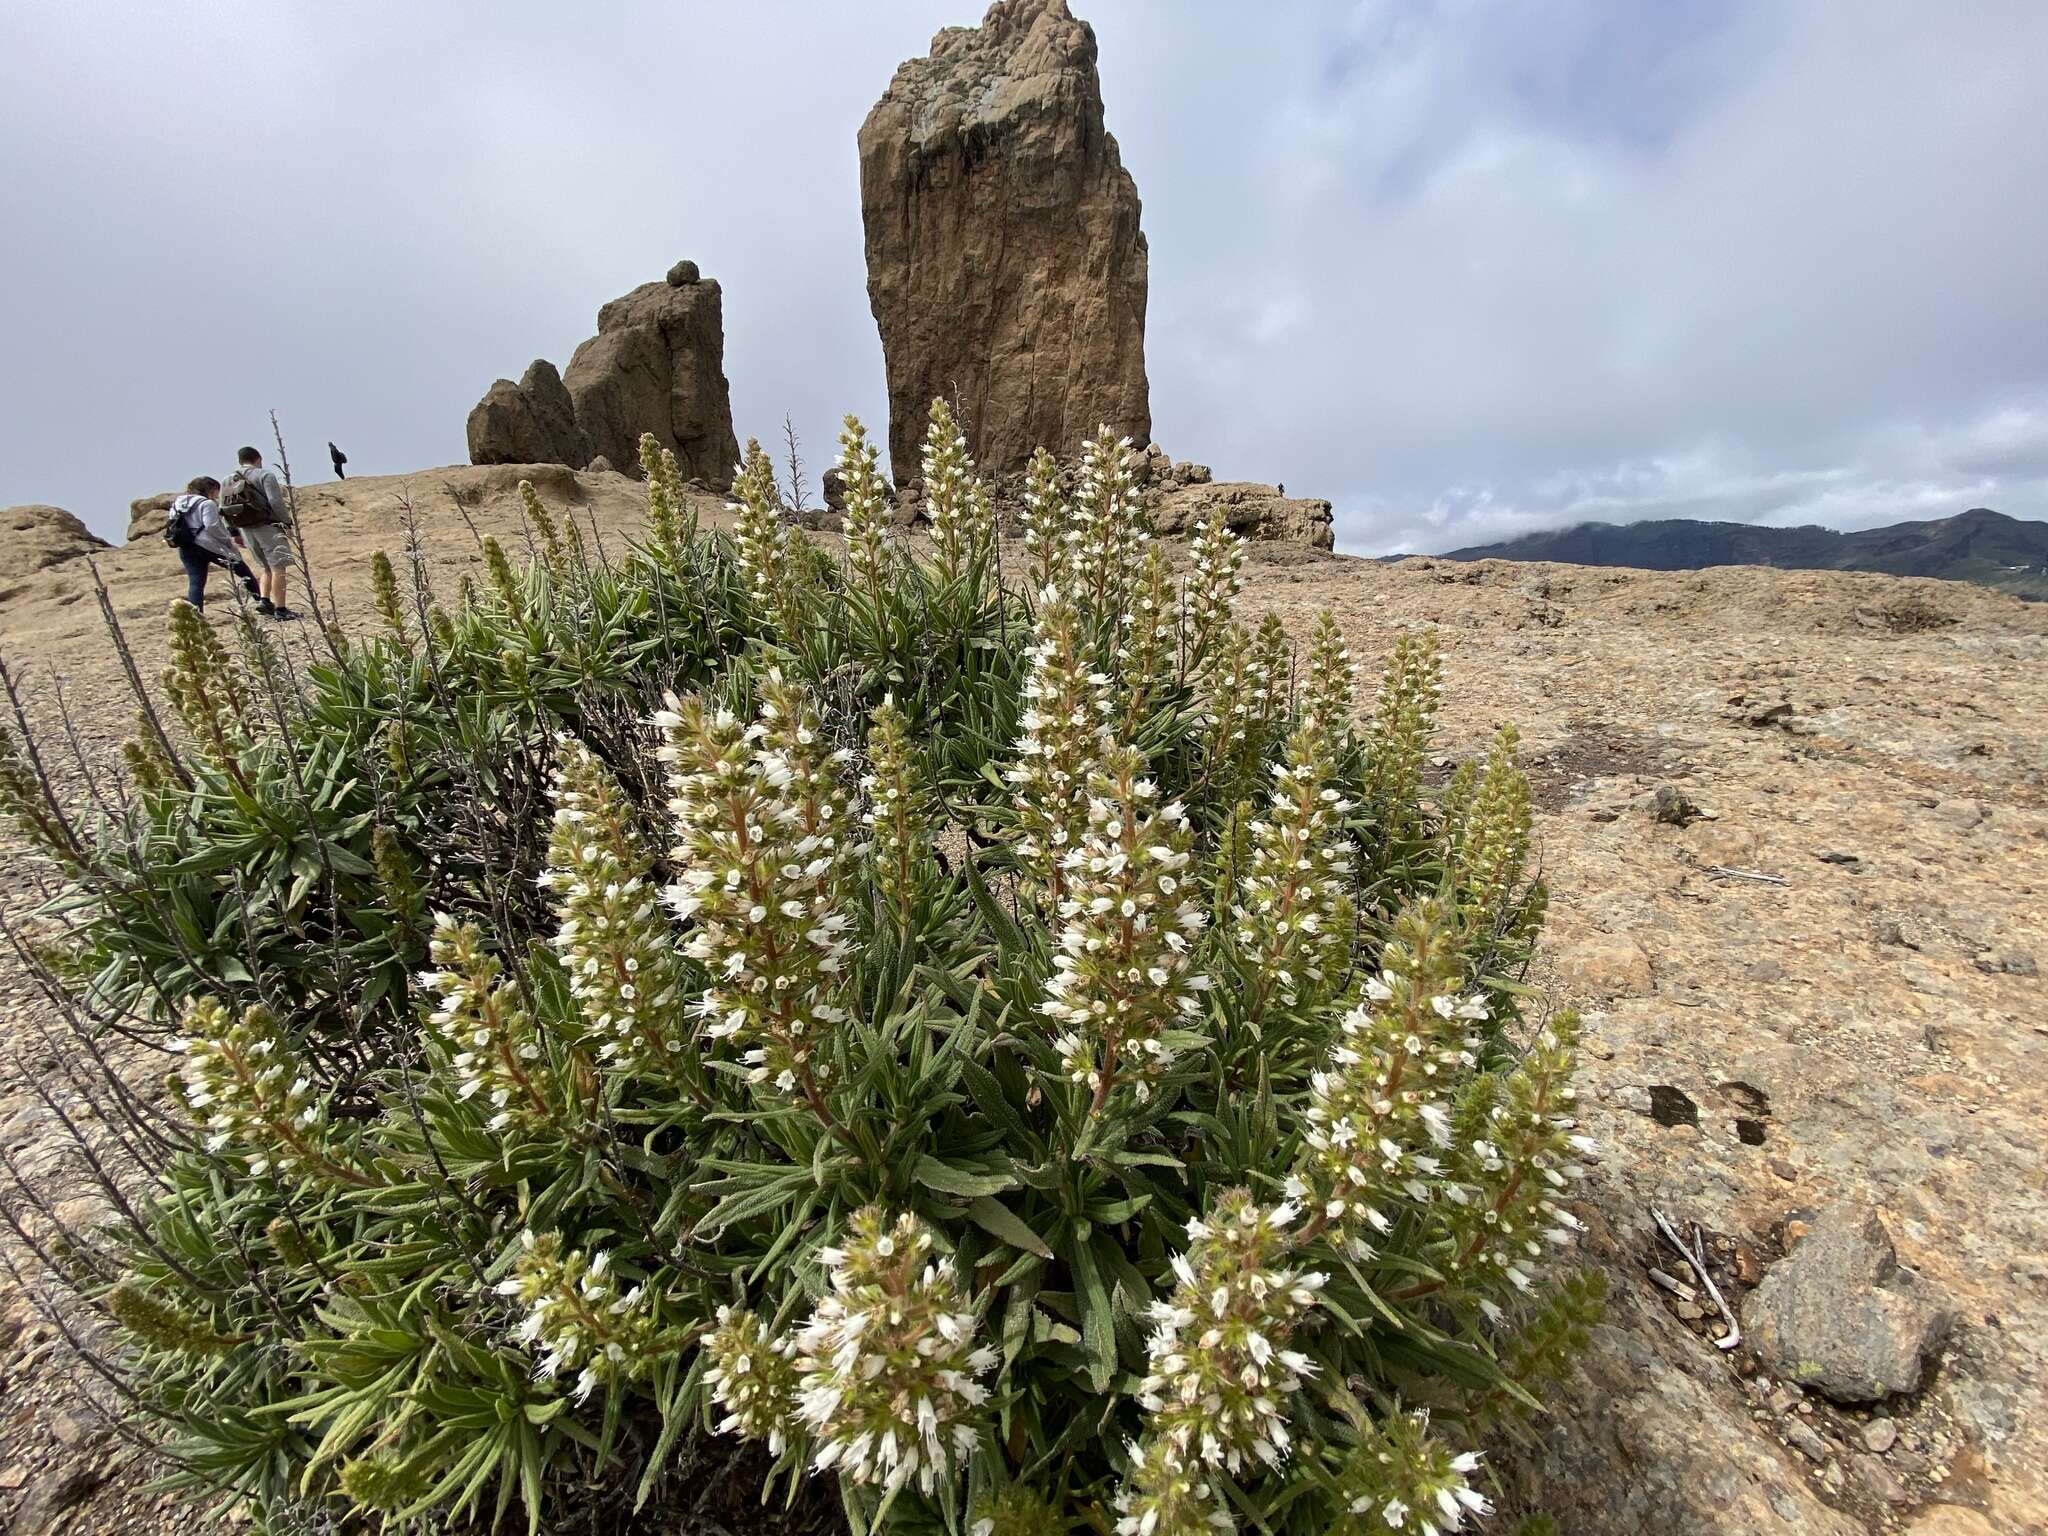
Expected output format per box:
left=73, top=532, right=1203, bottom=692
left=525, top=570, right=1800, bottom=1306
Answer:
left=171, top=493, right=241, bottom=562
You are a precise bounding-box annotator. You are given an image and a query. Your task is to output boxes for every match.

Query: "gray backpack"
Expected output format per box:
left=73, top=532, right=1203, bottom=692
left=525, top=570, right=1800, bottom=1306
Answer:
left=220, top=470, right=275, bottom=529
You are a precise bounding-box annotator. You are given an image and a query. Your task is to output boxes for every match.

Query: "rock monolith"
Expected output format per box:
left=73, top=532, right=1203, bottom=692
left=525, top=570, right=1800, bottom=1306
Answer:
left=859, top=0, right=1149, bottom=480
left=467, top=267, right=739, bottom=490
left=564, top=275, right=738, bottom=488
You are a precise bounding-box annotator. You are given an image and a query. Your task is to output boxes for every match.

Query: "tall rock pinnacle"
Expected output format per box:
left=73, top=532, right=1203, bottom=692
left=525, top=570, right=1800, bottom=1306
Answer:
left=859, top=0, right=1151, bottom=480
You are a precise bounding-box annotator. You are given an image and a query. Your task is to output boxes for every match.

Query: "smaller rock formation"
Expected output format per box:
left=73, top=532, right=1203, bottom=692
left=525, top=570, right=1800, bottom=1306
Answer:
left=1151, top=481, right=1335, bottom=551
left=820, top=467, right=849, bottom=513
left=565, top=275, right=738, bottom=487
left=127, top=492, right=177, bottom=544
left=1743, top=1201, right=1949, bottom=1402
left=467, top=266, right=739, bottom=490
left=860, top=0, right=1150, bottom=478
left=1137, top=443, right=1211, bottom=489
left=7, top=505, right=109, bottom=569
left=466, top=360, right=590, bottom=470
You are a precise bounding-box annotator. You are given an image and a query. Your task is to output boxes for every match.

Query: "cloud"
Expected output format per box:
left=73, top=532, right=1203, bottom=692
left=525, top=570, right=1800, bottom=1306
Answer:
left=1378, top=398, right=2048, bottom=557
left=0, top=0, right=2043, bottom=555
left=1124, top=0, right=2048, bottom=551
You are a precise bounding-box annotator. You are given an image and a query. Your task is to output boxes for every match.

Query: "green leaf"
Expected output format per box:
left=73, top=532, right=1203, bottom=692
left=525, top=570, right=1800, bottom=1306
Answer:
left=1111, top=1149, right=1185, bottom=1172
left=1070, top=1242, right=1117, bottom=1393
left=958, top=1055, right=1040, bottom=1153
left=967, top=1196, right=1054, bottom=1259
left=913, top=1155, right=1017, bottom=1198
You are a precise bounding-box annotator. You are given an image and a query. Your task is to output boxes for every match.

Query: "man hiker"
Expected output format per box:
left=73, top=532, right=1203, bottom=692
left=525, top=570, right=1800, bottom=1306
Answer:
left=165, top=477, right=262, bottom=612
left=329, top=442, right=347, bottom=480
left=220, top=446, right=299, bottom=620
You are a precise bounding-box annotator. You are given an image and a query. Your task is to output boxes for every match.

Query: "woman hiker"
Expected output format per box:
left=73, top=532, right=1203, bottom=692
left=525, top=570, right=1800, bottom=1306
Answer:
left=166, top=476, right=262, bottom=612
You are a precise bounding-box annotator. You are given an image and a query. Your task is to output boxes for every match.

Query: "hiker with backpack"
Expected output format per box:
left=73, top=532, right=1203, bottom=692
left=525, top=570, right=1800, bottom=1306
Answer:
left=221, top=446, right=299, bottom=620
left=164, top=476, right=262, bottom=612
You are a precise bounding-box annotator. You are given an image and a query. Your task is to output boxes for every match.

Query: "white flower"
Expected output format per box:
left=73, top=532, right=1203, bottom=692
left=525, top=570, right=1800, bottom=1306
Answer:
left=498, top=1232, right=662, bottom=1402
left=705, top=1305, right=798, bottom=1455
left=659, top=674, right=854, bottom=1103
left=793, top=1210, right=993, bottom=1494
left=1131, top=1191, right=1324, bottom=1475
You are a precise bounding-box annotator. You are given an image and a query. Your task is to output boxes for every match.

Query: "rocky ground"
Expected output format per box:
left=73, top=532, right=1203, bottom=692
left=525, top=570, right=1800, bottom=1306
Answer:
left=0, top=464, right=2043, bottom=1533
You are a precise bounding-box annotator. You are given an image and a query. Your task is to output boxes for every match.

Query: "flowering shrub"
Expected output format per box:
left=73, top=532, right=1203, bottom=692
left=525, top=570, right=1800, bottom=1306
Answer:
left=0, top=404, right=1600, bottom=1535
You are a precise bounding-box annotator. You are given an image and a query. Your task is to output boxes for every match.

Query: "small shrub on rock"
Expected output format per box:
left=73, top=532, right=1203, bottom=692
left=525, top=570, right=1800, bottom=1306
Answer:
left=1, top=407, right=1600, bottom=1534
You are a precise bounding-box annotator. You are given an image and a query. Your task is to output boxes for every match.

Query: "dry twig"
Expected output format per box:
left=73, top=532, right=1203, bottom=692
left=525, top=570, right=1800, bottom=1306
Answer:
left=1652, top=1207, right=1741, bottom=1350
left=1705, top=865, right=1788, bottom=886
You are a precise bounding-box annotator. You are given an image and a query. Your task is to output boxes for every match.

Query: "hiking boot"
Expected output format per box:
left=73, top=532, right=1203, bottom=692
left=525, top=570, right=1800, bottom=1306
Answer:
left=256, top=598, right=276, bottom=616
left=270, top=606, right=302, bottom=622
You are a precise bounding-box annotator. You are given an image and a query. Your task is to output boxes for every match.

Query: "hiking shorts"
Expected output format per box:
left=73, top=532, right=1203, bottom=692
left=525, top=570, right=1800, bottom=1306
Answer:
left=244, top=522, right=297, bottom=571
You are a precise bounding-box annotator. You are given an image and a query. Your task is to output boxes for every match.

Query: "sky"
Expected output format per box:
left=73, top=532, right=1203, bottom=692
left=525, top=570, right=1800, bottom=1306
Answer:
left=2, top=0, right=2044, bottom=556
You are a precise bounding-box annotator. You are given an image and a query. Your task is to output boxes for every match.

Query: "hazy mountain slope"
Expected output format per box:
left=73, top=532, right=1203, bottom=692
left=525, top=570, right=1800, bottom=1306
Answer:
left=1442, top=507, right=2048, bottom=597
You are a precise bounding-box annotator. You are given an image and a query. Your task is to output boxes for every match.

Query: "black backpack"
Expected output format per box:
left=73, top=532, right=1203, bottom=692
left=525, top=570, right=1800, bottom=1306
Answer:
left=161, top=497, right=199, bottom=550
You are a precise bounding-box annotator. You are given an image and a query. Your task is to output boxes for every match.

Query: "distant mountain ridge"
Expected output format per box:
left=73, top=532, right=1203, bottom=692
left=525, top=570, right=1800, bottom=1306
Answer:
left=1438, top=507, right=2048, bottom=598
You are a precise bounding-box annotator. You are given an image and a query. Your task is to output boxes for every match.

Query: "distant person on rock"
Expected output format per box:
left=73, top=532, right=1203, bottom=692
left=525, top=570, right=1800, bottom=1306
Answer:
left=165, top=476, right=261, bottom=612
left=221, top=446, right=299, bottom=620
left=329, top=442, right=347, bottom=480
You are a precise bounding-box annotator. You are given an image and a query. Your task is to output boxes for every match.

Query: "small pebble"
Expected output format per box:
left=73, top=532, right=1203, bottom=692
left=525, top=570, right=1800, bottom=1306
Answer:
left=1861, top=1418, right=1898, bottom=1455
left=1785, top=1418, right=1831, bottom=1462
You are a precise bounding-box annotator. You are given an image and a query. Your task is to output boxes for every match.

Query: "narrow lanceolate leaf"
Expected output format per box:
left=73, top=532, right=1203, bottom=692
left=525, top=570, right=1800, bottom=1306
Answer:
left=1069, top=1240, right=1118, bottom=1393
left=967, top=1195, right=1054, bottom=1259
left=913, top=1154, right=1017, bottom=1198
left=957, top=1054, right=1041, bottom=1153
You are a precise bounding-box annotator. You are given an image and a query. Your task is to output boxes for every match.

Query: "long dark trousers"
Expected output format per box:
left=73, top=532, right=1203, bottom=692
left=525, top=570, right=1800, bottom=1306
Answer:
left=179, top=545, right=262, bottom=610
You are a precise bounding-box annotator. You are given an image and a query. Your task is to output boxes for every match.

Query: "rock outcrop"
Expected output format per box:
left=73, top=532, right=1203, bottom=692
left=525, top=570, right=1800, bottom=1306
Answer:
left=860, top=0, right=1149, bottom=480
left=467, top=266, right=738, bottom=490
left=564, top=275, right=738, bottom=487
left=465, top=360, right=591, bottom=471
left=6, top=505, right=108, bottom=569
left=1152, top=480, right=1335, bottom=551
left=126, top=492, right=177, bottom=544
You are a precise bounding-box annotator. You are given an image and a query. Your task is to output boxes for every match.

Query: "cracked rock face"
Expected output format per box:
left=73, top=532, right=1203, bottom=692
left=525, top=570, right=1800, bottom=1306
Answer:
left=859, top=0, right=1150, bottom=480
left=1743, top=1200, right=1951, bottom=1402
left=1149, top=480, right=1336, bottom=551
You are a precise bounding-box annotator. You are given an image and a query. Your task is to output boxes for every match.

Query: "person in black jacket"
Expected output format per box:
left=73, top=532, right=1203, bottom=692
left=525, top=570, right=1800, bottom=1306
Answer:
left=329, top=442, right=348, bottom=480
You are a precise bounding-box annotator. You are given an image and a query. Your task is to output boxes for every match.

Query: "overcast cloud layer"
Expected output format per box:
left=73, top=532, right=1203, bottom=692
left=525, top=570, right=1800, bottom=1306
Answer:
left=3, top=0, right=2044, bottom=555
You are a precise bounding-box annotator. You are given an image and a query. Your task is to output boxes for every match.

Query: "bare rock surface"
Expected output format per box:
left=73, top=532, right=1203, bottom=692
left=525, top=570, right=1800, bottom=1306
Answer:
left=3, top=505, right=107, bottom=577
left=860, top=0, right=1149, bottom=478
left=467, top=270, right=738, bottom=489
left=1744, top=1200, right=1952, bottom=1402
left=2, top=517, right=2048, bottom=1532
left=1151, top=480, right=1335, bottom=550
